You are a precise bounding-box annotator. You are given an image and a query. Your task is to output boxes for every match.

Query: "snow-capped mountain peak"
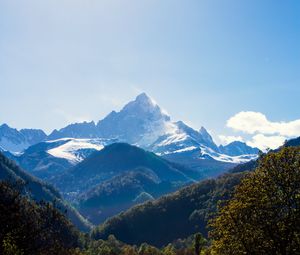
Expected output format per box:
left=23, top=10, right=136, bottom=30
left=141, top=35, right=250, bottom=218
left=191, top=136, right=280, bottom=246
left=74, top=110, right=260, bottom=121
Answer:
left=199, top=126, right=213, bottom=143
left=134, top=92, right=157, bottom=107
left=0, top=123, right=46, bottom=152
left=121, top=93, right=170, bottom=121
left=96, top=93, right=173, bottom=146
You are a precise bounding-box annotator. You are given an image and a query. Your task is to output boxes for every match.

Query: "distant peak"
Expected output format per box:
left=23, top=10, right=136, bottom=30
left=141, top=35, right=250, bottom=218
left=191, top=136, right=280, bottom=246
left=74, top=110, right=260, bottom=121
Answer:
left=0, top=123, right=17, bottom=132
left=199, top=127, right=211, bottom=138
left=121, top=93, right=163, bottom=115
left=176, top=120, right=185, bottom=126
left=199, top=126, right=216, bottom=146
left=136, top=92, right=149, bottom=99
left=0, top=123, right=10, bottom=129
left=135, top=93, right=156, bottom=105
left=199, top=126, right=208, bottom=133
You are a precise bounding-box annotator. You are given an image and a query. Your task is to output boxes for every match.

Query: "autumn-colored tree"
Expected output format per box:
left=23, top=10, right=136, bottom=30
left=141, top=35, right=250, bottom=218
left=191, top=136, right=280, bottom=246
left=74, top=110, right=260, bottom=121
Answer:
left=209, top=147, right=300, bottom=254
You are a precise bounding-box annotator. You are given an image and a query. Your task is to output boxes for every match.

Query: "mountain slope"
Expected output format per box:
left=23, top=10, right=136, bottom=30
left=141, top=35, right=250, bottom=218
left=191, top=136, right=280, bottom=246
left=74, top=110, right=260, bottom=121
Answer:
left=53, top=143, right=201, bottom=196
left=0, top=181, right=83, bottom=254
left=92, top=172, right=245, bottom=247
left=48, top=121, right=98, bottom=140
left=0, top=151, right=91, bottom=232
left=8, top=138, right=111, bottom=180
left=51, top=143, right=201, bottom=224
left=10, top=139, right=74, bottom=179
left=163, top=148, right=236, bottom=178
left=78, top=168, right=182, bottom=224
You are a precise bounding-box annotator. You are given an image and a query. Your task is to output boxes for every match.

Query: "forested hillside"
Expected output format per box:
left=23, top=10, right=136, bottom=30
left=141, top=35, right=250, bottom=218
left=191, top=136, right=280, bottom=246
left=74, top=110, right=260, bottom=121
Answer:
left=92, top=172, right=245, bottom=247
left=0, top=181, right=83, bottom=255
left=92, top=141, right=300, bottom=249
left=53, top=143, right=201, bottom=196
left=78, top=168, right=182, bottom=224
left=0, top=152, right=91, bottom=232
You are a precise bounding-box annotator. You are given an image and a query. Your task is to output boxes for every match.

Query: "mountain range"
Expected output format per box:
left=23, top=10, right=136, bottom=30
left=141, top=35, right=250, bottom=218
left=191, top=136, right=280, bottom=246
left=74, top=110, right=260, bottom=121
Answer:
left=0, top=93, right=259, bottom=180
left=47, top=93, right=258, bottom=162
left=0, top=93, right=261, bottom=225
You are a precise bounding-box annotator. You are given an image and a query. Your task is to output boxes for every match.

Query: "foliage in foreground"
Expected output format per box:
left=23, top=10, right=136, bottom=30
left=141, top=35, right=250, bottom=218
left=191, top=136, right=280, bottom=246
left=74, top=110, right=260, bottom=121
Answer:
left=209, top=147, right=300, bottom=254
left=82, top=233, right=208, bottom=255
left=0, top=181, right=83, bottom=255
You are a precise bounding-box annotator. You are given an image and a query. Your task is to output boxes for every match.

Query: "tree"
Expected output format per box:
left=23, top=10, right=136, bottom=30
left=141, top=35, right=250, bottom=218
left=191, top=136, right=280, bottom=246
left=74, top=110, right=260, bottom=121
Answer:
left=162, top=244, right=176, bottom=255
left=193, top=233, right=206, bottom=255
left=209, top=147, right=300, bottom=255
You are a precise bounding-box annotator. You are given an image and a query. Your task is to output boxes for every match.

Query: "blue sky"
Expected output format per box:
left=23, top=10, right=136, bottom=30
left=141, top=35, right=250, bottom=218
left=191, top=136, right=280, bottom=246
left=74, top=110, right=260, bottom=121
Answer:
left=0, top=0, right=299, bottom=149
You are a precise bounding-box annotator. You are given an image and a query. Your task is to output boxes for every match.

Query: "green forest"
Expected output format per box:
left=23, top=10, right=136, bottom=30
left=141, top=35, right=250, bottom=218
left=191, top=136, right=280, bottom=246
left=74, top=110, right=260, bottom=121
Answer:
left=1, top=145, right=300, bottom=254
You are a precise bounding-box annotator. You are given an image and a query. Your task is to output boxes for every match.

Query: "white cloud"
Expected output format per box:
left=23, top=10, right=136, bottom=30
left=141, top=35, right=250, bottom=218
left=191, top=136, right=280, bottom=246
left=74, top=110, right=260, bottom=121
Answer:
left=218, top=135, right=244, bottom=145
left=227, top=111, right=300, bottom=137
left=223, top=111, right=300, bottom=150
left=247, top=134, right=286, bottom=150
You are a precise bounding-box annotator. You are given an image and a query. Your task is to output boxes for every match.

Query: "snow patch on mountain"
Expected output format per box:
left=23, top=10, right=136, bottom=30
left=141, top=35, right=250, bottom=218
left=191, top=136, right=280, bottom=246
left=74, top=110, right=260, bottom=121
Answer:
left=135, top=120, right=178, bottom=148
left=156, top=132, right=187, bottom=147
left=167, top=146, right=198, bottom=154
left=199, top=145, right=258, bottom=163
left=47, top=138, right=106, bottom=163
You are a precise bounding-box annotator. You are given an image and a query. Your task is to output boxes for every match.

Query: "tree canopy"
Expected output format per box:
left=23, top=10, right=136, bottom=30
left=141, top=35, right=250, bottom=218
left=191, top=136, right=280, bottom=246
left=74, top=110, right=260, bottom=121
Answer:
left=209, top=147, right=300, bottom=254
